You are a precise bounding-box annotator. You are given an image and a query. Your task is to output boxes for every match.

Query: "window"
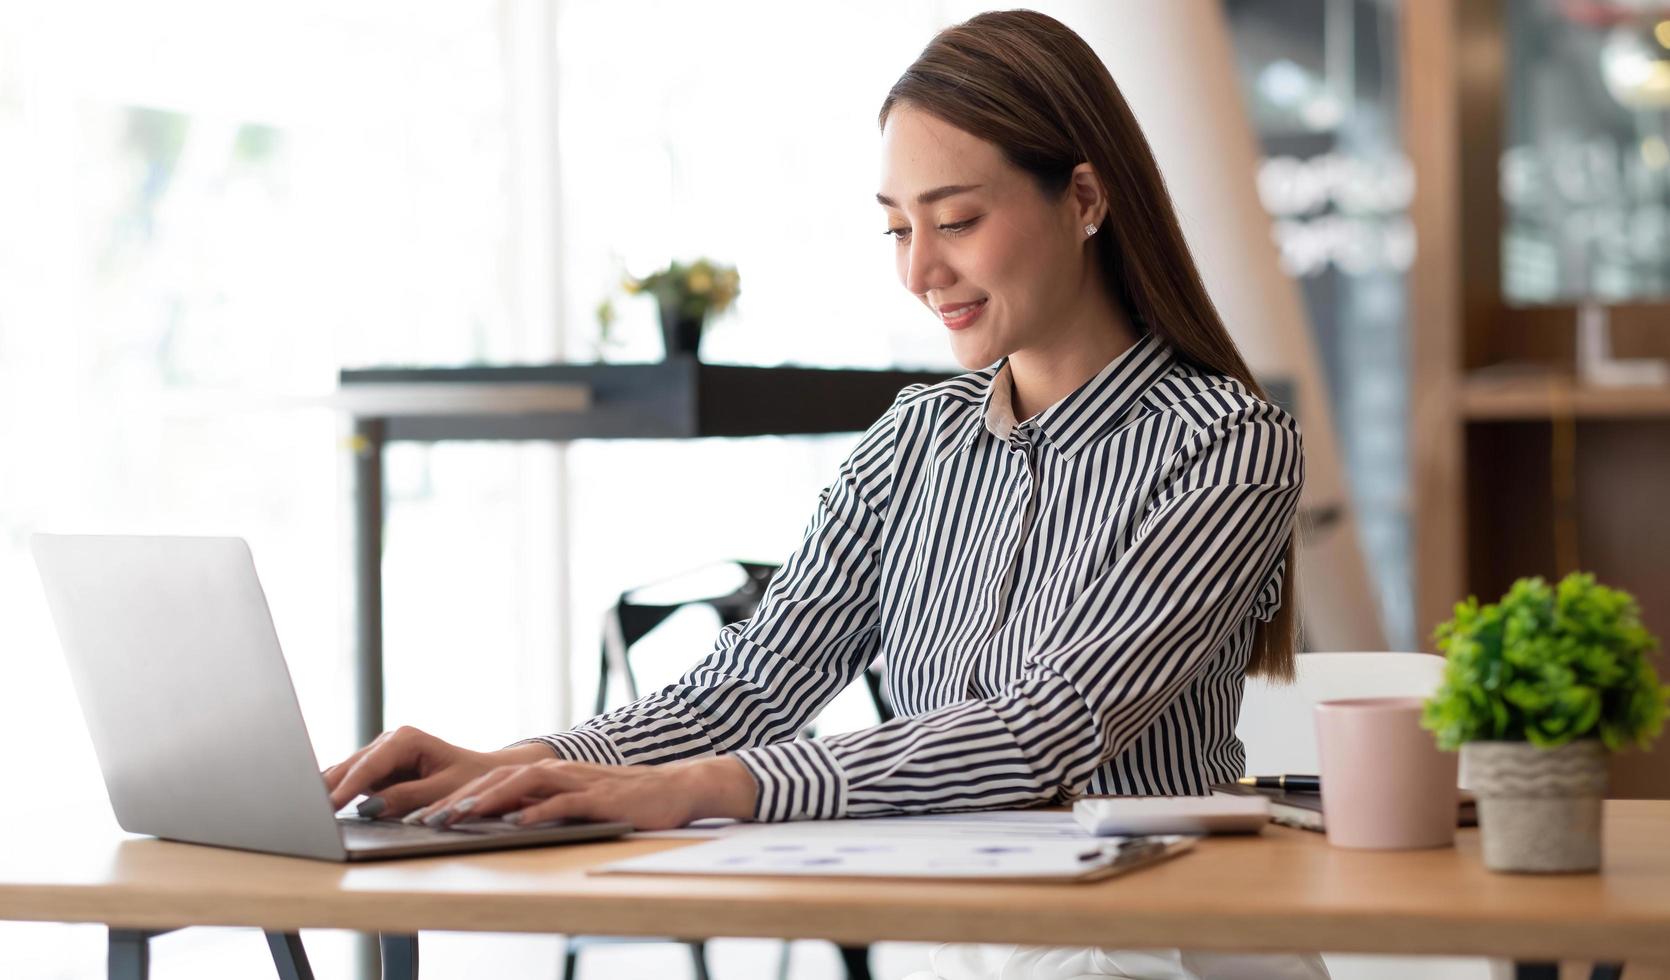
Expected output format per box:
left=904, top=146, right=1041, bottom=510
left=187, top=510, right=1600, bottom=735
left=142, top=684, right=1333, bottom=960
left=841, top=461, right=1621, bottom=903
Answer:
left=0, top=2, right=557, bottom=974
left=1503, top=0, right=1670, bottom=302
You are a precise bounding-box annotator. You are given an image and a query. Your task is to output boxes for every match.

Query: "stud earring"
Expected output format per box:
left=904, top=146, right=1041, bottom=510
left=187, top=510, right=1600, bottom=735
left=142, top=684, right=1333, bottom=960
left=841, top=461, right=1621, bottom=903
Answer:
left=1085, top=222, right=1098, bottom=236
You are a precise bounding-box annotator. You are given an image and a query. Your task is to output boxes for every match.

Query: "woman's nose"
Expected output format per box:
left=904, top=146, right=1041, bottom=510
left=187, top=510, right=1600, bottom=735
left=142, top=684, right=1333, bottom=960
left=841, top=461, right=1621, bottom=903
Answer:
left=902, top=234, right=952, bottom=296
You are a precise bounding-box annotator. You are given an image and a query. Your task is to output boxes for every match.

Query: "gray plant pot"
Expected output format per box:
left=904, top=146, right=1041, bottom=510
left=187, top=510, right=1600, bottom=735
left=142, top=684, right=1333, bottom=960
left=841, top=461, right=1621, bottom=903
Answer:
left=1462, top=739, right=1608, bottom=873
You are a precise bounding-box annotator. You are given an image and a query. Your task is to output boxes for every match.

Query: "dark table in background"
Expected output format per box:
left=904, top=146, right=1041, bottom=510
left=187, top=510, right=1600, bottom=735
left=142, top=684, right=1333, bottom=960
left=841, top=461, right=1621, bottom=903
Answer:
left=336, top=355, right=954, bottom=748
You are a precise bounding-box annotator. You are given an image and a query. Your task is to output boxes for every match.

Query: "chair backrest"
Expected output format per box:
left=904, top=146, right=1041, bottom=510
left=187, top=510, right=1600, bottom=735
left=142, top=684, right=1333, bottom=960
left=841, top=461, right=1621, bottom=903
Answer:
left=599, top=559, right=895, bottom=727
left=1235, top=651, right=1460, bottom=785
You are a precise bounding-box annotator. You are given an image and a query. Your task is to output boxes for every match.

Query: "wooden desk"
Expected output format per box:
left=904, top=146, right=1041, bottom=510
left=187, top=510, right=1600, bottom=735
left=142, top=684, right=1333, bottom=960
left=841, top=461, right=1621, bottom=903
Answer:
left=4, top=803, right=1669, bottom=978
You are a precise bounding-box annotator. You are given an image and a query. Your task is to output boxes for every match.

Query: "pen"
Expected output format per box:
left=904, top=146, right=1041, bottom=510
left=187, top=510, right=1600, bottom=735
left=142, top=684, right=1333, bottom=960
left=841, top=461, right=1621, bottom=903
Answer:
left=1237, top=774, right=1320, bottom=793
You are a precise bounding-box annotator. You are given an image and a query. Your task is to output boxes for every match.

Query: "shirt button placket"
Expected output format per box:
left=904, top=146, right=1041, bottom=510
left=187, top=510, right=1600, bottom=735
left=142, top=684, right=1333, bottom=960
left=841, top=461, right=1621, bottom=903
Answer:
left=994, top=428, right=1039, bottom=623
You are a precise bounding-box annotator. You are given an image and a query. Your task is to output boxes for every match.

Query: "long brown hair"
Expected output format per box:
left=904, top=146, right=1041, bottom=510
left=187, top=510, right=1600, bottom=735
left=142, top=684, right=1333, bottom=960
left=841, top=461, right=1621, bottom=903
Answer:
left=880, top=8, right=1298, bottom=680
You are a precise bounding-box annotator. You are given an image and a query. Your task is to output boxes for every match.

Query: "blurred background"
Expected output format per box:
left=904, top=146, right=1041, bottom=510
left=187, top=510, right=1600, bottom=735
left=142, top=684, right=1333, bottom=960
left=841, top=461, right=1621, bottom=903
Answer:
left=2, top=0, right=1667, bottom=977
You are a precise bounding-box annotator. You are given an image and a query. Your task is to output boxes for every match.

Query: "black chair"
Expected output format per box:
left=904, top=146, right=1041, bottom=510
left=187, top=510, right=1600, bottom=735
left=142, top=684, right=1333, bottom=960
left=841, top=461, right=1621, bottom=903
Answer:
left=564, top=559, right=892, bottom=980
left=594, top=560, right=781, bottom=717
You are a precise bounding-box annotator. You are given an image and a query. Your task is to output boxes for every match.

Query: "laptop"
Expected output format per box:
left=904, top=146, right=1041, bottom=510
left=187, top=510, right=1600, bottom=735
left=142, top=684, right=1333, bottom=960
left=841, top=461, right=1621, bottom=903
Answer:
left=29, top=533, right=632, bottom=861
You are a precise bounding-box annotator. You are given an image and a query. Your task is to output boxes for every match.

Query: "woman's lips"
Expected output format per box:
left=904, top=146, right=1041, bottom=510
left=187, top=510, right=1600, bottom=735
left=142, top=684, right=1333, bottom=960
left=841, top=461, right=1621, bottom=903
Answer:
left=940, top=298, right=988, bottom=330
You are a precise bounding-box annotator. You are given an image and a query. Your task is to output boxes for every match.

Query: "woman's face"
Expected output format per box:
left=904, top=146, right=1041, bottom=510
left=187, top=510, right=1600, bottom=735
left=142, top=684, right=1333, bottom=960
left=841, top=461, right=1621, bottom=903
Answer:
left=877, top=106, right=1088, bottom=371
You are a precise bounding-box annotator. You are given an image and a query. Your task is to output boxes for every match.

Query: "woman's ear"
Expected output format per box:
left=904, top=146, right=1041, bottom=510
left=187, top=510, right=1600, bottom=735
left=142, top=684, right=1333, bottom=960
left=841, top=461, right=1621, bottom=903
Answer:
left=1067, top=162, right=1108, bottom=231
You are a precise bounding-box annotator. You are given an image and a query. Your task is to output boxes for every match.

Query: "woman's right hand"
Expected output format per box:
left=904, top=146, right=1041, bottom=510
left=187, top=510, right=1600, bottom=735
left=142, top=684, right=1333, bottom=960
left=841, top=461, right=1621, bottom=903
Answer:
left=322, top=725, right=553, bottom=819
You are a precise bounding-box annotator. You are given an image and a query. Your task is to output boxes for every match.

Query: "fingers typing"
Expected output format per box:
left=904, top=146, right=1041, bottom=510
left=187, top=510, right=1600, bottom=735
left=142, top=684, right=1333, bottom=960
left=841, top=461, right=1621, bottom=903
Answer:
left=328, top=730, right=417, bottom=810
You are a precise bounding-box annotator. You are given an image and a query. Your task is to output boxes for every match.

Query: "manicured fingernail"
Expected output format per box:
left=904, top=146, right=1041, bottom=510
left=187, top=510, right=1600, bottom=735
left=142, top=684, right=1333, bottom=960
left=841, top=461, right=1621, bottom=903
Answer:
left=402, top=810, right=427, bottom=826
left=454, top=797, right=476, bottom=814
left=356, top=796, right=387, bottom=819
left=502, top=810, right=525, bottom=824
left=423, top=808, right=451, bottom=827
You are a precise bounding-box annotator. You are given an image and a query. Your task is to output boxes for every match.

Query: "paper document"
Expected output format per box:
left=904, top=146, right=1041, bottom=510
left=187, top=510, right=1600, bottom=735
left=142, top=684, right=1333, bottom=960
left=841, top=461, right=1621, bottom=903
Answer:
left=630, top=808, right=1094, bottom=843
left=595, top=833, right=1195, bottom=883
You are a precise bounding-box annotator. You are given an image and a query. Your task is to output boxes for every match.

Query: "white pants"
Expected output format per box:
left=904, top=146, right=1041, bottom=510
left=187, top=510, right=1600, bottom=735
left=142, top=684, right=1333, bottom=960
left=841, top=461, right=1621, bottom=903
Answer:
left=900, top=943, right=1331, bottom=980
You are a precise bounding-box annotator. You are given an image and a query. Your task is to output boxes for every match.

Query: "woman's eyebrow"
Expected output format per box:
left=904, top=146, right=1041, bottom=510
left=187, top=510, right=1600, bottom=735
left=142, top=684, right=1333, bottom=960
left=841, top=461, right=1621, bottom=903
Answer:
left=875, top=183, right=984, bottom=208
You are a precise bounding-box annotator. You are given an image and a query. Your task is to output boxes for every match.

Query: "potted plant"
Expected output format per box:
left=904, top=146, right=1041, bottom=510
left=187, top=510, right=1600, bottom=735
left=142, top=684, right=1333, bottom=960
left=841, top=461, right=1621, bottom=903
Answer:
left=595, top=257, right=740, bottom=362
left=1421, top=571, right=1668, bottom=873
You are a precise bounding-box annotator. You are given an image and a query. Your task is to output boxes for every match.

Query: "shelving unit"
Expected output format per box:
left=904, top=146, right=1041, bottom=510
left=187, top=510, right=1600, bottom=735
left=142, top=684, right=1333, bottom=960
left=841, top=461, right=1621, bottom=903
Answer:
left=1404, top=1, right=1670, bottom=798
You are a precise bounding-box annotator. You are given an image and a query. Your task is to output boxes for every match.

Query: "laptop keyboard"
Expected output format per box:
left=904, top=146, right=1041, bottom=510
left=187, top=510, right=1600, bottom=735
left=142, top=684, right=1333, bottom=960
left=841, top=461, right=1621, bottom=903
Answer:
left=339, top=815, right=573, bottom=838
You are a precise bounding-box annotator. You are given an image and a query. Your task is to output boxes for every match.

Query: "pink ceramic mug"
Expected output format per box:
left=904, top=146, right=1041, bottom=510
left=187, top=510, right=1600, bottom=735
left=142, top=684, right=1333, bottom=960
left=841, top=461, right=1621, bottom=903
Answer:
left=1314, top=696, right=1459, bottom=850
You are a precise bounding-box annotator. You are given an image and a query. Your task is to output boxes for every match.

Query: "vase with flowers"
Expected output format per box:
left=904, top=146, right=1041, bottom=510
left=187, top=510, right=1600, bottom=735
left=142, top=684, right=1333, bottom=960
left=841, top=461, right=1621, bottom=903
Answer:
left=596, top=258, right=740, bottom=362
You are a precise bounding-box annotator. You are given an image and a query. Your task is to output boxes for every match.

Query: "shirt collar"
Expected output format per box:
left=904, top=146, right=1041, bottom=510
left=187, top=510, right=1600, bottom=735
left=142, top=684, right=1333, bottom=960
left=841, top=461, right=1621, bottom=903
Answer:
left=958, top=330, right=1175, bottom=461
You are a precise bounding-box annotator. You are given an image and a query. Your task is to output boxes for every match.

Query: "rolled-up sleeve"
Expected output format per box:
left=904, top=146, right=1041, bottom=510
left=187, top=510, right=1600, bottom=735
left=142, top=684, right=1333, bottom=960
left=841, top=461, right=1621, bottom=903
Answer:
left=512, top=384, right=920, bottom=778
left=728, top=400, right=1304, bottom=819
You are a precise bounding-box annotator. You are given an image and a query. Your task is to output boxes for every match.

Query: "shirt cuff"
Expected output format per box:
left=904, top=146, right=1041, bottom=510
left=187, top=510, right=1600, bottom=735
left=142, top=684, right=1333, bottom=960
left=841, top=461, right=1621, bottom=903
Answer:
left=731, top=738, right=848, bottom=822
left=507, top=727, right=625, bottom=765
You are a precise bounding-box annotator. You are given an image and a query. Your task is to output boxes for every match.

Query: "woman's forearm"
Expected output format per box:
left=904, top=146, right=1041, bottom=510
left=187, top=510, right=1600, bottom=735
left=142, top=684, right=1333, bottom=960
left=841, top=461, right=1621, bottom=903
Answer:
left=672, top=755, right=760, bottom=821
left=493, top=742, right=759, bottom=822
left=494, top=741, right=563, bottom=765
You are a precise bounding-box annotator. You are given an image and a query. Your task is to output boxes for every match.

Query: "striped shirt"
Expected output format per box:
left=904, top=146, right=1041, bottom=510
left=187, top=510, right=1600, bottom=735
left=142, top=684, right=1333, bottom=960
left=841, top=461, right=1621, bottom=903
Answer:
left=529, top=330, right=1304, bottom=821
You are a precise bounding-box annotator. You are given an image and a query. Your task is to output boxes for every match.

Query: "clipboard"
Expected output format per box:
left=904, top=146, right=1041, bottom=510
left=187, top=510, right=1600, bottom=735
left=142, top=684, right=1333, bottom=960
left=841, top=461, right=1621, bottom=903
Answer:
left=591, top=833, right=1196, bottom=883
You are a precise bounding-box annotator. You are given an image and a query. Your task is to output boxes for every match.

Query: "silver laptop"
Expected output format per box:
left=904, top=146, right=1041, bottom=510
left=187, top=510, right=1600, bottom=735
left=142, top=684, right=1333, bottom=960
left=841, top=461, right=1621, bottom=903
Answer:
left=30, top=533, right=632, bottom=861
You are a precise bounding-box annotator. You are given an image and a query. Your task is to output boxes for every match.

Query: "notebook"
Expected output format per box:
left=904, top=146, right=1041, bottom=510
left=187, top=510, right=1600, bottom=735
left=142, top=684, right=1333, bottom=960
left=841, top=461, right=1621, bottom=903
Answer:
left=1210, top=783, right=1478, bottom=832
left=1072, top=793, right=1271, bottom=836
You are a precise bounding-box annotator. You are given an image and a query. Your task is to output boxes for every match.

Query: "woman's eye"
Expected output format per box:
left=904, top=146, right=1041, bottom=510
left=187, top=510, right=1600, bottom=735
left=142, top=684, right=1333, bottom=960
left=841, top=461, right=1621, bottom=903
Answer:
left=882, top=218, right=978, bottom=242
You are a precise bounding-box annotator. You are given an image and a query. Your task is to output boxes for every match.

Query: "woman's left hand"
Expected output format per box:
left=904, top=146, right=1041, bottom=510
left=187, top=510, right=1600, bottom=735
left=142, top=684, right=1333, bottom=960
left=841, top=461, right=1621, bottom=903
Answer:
left=408, top=755, right=759, bottom=831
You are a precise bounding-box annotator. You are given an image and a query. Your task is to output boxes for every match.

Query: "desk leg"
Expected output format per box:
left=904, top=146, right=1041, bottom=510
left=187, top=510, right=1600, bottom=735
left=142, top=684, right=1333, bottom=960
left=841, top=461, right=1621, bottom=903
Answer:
left=352, top=417, right=387, bottom=749
left=108, top=928, right=175, bottom=980
left=838, top=944, right=872, bottom=980
left=265, top=932, right=317, bottom=980
left=351, top=418, right=387, bottom=980
left=380, top=934, right=418, bottom=980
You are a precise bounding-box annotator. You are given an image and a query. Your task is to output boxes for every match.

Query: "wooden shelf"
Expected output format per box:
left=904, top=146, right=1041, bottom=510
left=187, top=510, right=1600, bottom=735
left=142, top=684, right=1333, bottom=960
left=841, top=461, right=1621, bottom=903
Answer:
left=1461, top=373, right=1670, bottom=421
left=1406, top=2, right=1670, bottom=799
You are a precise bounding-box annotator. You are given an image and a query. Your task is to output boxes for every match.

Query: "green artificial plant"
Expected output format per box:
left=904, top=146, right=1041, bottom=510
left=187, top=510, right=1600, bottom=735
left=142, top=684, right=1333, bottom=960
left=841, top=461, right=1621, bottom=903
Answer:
left=1421, top=571, right=1669, bottom=751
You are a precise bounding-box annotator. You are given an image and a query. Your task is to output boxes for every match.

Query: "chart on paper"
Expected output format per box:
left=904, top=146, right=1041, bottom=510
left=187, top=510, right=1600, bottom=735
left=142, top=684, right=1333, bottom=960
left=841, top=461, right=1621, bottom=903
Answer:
left=630, top=808, right=1096, bottom=842
left=596, top=834, right=1195, bottom=882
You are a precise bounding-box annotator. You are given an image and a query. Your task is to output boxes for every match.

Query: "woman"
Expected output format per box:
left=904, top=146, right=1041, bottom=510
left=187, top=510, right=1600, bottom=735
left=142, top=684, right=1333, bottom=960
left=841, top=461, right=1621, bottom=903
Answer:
left=327, top=9, right=1323, bottom=979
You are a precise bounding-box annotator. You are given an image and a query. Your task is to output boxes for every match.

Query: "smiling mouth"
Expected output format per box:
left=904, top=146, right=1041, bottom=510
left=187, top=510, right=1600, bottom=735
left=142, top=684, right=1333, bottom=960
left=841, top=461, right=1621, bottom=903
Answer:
left=939, top=298, right=988, bottom=328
